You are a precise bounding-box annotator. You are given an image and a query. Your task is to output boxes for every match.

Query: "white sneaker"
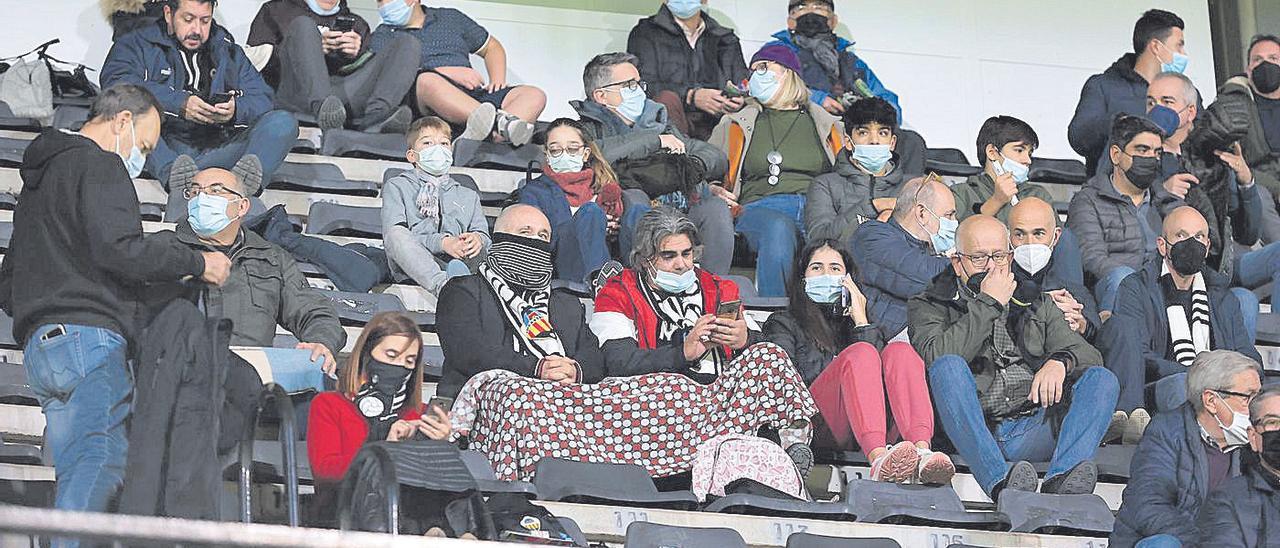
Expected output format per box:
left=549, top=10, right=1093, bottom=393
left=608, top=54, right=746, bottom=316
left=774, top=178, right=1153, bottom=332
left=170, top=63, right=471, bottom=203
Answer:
left=459, top=102, right=497, bottom=142
left=1104, top=410, right=1128, bottom=445
left=1124, top=408, right=1151, bottom=445
left=869, top=441, right=918, bottom=484
left=916, top=448, right=956, bottom=486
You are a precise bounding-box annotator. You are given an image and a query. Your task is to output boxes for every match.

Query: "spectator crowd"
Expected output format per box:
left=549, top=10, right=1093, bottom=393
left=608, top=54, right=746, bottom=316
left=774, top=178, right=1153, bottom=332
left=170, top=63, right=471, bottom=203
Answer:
left=3, top=0, right=1280, bottom=546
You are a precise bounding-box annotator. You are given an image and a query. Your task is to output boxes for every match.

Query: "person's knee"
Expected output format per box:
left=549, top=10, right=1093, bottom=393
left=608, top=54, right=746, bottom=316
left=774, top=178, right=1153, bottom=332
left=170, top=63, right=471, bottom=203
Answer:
left=927, top=355, right=971, bottom=383
left=834, top=341, right=881, bottom=367
left=255, top=110, right=300, bottom=140
left=881, top=341, right=924, bottom=369
left=1079, top=366, right=1120, bottom=398
left=416, top=72, right=453, bottom=94
left=284, top=16, right=322, bottom=45
left=388, top=33, right=422, bottom=59
left=507, top=85, right=546, bottom=106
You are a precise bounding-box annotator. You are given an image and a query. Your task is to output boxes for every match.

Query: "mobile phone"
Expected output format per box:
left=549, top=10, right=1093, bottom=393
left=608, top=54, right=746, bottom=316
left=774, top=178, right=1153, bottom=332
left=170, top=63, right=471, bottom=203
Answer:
left=427, top=396, right=454, bottom=412
left=331, top=14, right=357, bottom=33
left=205, top=92, right=232, bottom=105
left=716, top=299, right=741, bottom=320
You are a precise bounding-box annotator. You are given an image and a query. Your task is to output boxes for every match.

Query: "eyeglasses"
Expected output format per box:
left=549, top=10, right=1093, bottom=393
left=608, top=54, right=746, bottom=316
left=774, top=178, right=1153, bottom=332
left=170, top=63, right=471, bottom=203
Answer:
left=547, top=144, right=585, bottom=158
left=599, top=79, right=647, bottom=93
left=182, top=183, right=244, bottom=200
left=958, top=250, right=1013, bottom=268
left=1216, top=389, right=1259, bottom=403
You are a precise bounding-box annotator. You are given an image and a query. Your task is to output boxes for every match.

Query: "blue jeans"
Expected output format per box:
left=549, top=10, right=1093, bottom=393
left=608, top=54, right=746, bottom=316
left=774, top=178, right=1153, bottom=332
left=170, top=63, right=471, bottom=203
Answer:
left=928, top=356, right=1119, bottom=495
left=1049, top=228, right=1084, bottom=287
left=552, top=202, right=610, bottom=283
left=146, top=110, right=299, bottom=190
left=1136, top=534, right=1182, bottom=548
left=735, top=193, right=805, bottom=297
left=24, top=324, right=131, bottom=526
left=1093, top=265, right=1137, bottom=312
left=1229, top=287, right=1259, bottom=343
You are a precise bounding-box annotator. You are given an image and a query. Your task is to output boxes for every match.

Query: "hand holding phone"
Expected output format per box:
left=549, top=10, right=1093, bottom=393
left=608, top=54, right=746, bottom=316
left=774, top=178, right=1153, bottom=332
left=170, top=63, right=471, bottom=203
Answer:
left=716, top=299, right=741, bottom=321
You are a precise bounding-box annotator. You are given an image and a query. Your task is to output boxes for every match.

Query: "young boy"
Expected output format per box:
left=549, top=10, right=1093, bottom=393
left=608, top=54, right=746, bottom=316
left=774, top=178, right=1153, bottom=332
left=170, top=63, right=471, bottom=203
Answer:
left=368, top=0, right=546, bottom=146
left=380, top=117, right=491, bottom=295
left=805, top=97, right=908, bottom=245
left=952, top=116, right=1053, bottom=223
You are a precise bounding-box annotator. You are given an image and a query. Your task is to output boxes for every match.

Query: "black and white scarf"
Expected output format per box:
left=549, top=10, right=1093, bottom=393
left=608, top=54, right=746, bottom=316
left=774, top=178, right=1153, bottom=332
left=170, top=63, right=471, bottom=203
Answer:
left=638, top=274, right=722, bottom=375
left=355, top=378, right=409, bottom=442
left=1163, top=262, right=1210, bottom=366
left=479, top=263, right=565, bottom=359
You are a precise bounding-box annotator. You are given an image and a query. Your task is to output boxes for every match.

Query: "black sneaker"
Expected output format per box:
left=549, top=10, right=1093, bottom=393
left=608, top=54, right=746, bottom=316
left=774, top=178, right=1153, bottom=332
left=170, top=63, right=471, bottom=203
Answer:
left=786, top=443, right=814, bottom=479
left=167, top=154, right=198, bottom=194
left=315, top=95, right=346, bottom=131
left=1041, top=460, right=1097, bottom=495
left=990, top=460, right=1038, bottom=503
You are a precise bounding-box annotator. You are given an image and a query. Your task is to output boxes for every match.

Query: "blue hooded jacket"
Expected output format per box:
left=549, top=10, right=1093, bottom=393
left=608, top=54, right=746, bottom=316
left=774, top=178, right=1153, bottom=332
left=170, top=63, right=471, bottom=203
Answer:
left=769, top=30, right=901, bottom=123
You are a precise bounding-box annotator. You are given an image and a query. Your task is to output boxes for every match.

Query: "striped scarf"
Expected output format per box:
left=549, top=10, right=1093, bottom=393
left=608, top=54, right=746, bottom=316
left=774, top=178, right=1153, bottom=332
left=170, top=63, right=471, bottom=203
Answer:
left=638, top=274, right=723, bottom=376
left=1163, top=262, right=1210, bottom=366
left=479, top=263, right=565, bottom=359
left=356, top=376, right=410, bottom=442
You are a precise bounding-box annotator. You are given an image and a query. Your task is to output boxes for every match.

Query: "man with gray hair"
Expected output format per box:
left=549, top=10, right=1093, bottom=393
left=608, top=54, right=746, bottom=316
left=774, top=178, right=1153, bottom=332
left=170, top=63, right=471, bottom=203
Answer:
left=571, top=52, right=734, bottom=275
left=849, top=175, right=956, bottom=340
left=1111, top=349, right=1262, bottom=548
left=1196, top=383, right=1280, bottom=547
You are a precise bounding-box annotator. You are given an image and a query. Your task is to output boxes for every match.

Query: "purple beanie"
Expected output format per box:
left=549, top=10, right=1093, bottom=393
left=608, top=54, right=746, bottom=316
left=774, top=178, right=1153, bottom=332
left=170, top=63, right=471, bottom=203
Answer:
left=750, top=43, right=803, bottom=76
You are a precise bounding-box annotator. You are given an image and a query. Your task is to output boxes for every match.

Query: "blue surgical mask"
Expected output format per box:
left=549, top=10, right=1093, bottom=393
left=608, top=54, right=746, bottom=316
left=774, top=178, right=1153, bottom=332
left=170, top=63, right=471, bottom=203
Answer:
left=615, top=85, right=647, bottom=122
left=1159, top=43, right=1189, bottom=74
left=187, top=192, right=240, bottom=237
left=117, top=121, right=146, bottom=179
left=651, top=265, right=698, bottom=293
left=748, top=69, right=780, bottom=104
left=921, top=207, right=958, bottom=254
left=666, top=0, right=702, bottom=19
left=851, top=144, right=892, bottom=173
left=804, top=274, right=843, bottom=304
left=379, top=0, right=413, bottom=27
left=306, top=0, right=341, bottom=16
left=998, top=155, right=1030, bottom=184
left=548, top=150, right=586, bottom=173
left=415, top=144, right=452, bottom=176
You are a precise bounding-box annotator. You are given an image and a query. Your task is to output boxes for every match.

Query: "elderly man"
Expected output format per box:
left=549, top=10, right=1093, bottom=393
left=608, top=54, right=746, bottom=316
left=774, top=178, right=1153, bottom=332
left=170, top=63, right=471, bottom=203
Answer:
left=571, top=52, right=734, bottom=275
left=102, top=0, right=298, bottom=191
left=849, top=175, right=955, bottom=340
left=153, top=165, right=345, bottom=374
left=909, top=215, right=1118, bottom=501
left=1111, top=350, right=1262, bottom=548
left=1100, top=207, right=1260, bottom=434
left=1197, top=383, right=1280, bottom=548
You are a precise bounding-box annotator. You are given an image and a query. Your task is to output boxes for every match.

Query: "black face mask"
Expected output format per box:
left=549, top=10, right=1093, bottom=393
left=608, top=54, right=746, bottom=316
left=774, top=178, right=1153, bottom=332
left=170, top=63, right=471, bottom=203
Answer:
left=1253, top=61, right=1280, bottom=94
left=369, top=359, right=413, bottom=397
left=1261, top=430, right=1280, bottom=470
left=1166, top=237, right=1208, bottom=276
left=965, top=271, right=987, bottom=295
left=1011, top=262, right=1045, bottom=305
left=794, top=13, right=831, bottom=38
left=1123, top=155, right=1162, bottom=190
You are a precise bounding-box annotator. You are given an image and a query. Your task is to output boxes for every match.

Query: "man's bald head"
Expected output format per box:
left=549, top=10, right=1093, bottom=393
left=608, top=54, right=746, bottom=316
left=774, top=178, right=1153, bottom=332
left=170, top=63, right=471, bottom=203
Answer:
left=952, top=215, right=1009, bottom=282
left=893, top=177, right=953, bottom=220
left=494, top=204, right=552, bottom=242
left=1008, top=197, right=1061, bottom=249
left=1162, top=205, right=1208, bottom=239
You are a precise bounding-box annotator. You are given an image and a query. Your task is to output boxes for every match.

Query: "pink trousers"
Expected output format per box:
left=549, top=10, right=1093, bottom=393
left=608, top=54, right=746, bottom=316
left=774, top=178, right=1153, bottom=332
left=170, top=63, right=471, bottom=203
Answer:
left=809, top=341, right=935, bottom=452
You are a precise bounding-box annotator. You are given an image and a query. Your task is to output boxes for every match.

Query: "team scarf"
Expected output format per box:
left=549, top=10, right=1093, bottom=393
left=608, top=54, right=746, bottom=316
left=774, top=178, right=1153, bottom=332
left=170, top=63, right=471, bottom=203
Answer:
left=637, top=272, right=723, bottom=375
left=1162, top=262, right=1210, bottom=366
left=479, top=260, right=564, bottom=359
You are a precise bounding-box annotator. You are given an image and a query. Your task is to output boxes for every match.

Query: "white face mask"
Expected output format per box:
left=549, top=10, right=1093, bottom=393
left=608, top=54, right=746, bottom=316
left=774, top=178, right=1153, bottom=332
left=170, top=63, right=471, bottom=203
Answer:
left=1213, top=392, right=1253, bottom=448
left=1013, top=243, right=1053, bottom=275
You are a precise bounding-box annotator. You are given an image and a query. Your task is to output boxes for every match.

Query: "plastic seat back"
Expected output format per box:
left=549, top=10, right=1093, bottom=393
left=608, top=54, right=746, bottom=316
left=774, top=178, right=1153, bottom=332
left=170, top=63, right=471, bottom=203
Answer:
left=533, top=458, right=698, bottom=509
left=997, top=489, right=1115, bottom=535
left=317, top=289, right=405, bottom=326
left=786, top=532, right=902, bottom=548
left=623, top=521, right=746, bottom=548
left=304, top=201, right=382, bottom=238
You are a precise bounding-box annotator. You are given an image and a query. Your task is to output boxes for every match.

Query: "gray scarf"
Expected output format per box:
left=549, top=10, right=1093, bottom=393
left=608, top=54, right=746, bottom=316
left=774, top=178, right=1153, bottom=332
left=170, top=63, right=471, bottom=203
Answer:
left=792, top=33, right=840, bottom=81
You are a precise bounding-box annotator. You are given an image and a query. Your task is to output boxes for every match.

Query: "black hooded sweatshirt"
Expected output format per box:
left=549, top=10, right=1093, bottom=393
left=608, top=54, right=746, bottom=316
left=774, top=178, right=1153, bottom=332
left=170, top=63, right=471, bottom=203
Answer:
left=0, top=128, right=205, bottom=345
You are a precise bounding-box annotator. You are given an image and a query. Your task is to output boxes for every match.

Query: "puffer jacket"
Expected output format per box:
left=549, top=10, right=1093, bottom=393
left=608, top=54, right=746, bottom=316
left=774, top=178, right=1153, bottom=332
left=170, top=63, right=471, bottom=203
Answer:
left=804, top=151, right=907, bottom=244
left=951, top=173, right=1054, bottom=223
left=1068, top=54, right=1151, bottom=176
left=570, top=99, right=727, bottom=182
left=848, top=218, right=950, bottom=339
left=1211, top=75, right=1280, bottom=203
left=768, top=30, right=901, bottom=122
left=1195, top=462, right=1280, bottom=548
left=626, top=5, right=749, bottom=111
left=1066, top=171, right=1165, bottom=285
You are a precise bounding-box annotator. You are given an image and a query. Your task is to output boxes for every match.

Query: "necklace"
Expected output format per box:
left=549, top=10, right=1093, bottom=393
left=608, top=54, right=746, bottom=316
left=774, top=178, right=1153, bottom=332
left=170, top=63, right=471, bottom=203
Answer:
left=763, top=108, right=805, bottom=185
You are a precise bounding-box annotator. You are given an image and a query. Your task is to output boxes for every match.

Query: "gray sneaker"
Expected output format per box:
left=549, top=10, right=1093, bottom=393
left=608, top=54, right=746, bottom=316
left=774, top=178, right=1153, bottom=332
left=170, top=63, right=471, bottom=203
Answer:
left=167, top=154, right=198, bottom=194
left=459, top=102, right=497, bottom=142
left=232, top=154, right=263, bottom=196
left=497, top=110, right=534, bottom=146
left=991, top=460, right=1038, bottom=503
left=361, top=105, right=412, bottom=134
left=315, top=95, right=347, bottom=131
left=1123, top=408, right=1151, bottom=445
left=1103, top=410, right=1128, bottom=445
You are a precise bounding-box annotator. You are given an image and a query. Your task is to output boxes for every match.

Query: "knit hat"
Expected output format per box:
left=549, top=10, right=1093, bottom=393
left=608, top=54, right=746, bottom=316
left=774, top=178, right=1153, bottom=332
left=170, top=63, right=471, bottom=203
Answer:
left=750, top=44, right=803, bottom=76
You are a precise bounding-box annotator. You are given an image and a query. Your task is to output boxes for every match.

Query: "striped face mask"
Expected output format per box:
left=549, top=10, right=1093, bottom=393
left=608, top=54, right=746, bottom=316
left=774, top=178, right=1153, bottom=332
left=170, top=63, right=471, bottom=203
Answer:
left=485, top=232, right=553, bottom=290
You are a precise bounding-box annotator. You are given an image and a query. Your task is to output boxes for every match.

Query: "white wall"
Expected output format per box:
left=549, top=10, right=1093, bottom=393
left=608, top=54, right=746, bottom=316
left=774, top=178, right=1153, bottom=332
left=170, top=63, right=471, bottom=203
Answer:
left=0, top=0, right=1215, bottom=161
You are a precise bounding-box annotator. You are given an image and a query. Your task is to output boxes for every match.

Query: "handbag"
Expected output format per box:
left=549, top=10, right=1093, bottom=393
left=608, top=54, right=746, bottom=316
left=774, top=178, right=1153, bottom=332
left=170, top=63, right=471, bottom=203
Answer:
left=612, top=150, right=705, bottom=200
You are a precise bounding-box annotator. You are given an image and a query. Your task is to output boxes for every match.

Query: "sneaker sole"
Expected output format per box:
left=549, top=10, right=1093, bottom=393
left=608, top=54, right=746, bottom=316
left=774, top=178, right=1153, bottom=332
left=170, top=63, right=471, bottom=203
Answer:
left=1005, top=461, right=1039, bottom=493
left=1103, top=411, right=1127, bottom=444
left=363, top=106, right=412, bottom=134
left=787, top=443, right=814, bottom=479
left=317, top=96, right=346, bottom=131
left=506, top=119, right=534, bottom=147
left=232, top=154, right=263, bottom=195
left=872, top=442, right=920, bottom=484
left=918, top=454, right=956, bottom=486
left=1048, top=461, right=1098, bottom=495
left=1123, top=410, right=1151, bottom=445
left=460, top=103, right=497, bottom=142
left=167, top=155, right=198, bottom=191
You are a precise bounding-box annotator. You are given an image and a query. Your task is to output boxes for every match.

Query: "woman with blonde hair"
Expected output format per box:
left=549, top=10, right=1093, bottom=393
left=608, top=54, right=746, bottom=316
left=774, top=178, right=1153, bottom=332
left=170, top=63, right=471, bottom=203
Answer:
left=520, top=117, right=626, bottom=284
left=710, top=44, right=844, bottom=297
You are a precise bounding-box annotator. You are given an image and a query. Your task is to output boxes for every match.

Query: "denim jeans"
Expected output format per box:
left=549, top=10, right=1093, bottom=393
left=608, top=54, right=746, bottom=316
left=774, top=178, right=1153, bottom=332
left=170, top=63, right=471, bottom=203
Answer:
left=1093, top=265, right=1137, bottom=312
left=145, top=110, right=299, bottom=190
left=735, top=193, right=806, bottom=297
left=1229, top=287, right=1259, bottom=343
left=551, top=202, right=610, bottom=283
left=1049, top=227, right=1084, bottom=287
left=928, top=355, right=1119, bottom=495
left=24, top=324, right=131, bottom=529
left=1136, top=534, right=1183, bottom=548
left=619, top=189, right=735, bottom=275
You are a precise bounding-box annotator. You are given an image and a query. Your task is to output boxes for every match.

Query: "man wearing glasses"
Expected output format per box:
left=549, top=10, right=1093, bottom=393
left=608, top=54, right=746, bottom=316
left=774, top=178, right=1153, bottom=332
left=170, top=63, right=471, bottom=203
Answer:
left=909, top=214, right=1117, bottom=502
left=1196, top=382, right=1280, bottom=547
left=1111, top=350, right=1262, bottom=548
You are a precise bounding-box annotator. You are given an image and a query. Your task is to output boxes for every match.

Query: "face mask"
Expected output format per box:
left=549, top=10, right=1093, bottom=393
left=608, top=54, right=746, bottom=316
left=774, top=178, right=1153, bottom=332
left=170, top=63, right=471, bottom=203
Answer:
left=804, top=274, right=843, bottom=304
left=548, top=150, right=586, bottom=173
left=1123, top=154, right=1162, bottom=190
left=965, top=270, right=987, bottom=295
left=1213, top=393, right=1252, bottom=448
left=1261, top=430, right=1280, bottom=470
left=1252, top=61, right=1280, bottom=94
left=1013, top=243, right=1053, bottom=275
left=306, top=0, right=341, bottom=16
left=485, top=232, right=553, bottom=290
left=1147, top=104, right=1182, bottom=138
left=117, top=121, right=146, bottom=179
left=1166, top=237, right=1207, bottom=276
left=794, top=12, right=831, bottom=37
left=415, top=144, right=452, bottom=176
left=187, top=192, right=241, bottom=237
left=1158, top=42, right=1189, bottom=74
left=998, top=155, right=1030, bottom=184
left=851, top=144, right=892, bottom=173
left=379, top=0, right=413, bottom=27
left=666, top=0, right=702, bottom=19
left=919, top=208, right=957, bottom=254
left=651, top=264, right=698, bottom=294
left=368, top=359, right=413, bottom=397
left=614, top=85, right=647, bottom=122
left=748, top=69, right=781, bottom=104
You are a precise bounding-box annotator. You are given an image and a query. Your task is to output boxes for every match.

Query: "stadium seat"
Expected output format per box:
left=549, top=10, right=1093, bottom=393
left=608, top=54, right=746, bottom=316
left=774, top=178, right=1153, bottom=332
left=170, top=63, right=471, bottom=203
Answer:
left=533, top=458, right=699, bottom=510
left=785, top=532, right=902, bottom=548
left=458, top=449, right=538, bottom=497
left=0, top=102, right=40, bottom=132
left=304, top=202, right=382, bottom=238
left=50, top=104, right=90, bottom=131
left=844, top=479, right=1011, bottom=531
left=453, top=138, right=542, bottom=172
left=231, top=383, right=302, bottom=526
left=996, top=489, right=1114, bottom=536
left=321, top=129, right=405, bottom=161
left=382, top=168, right=510, bottom=203
left=896, top=129, right=927, bottom=177
left=1093, top=444, right=1136, bottom=480
left=271, top=161, right=378, bottom=197
left=0, top=137, right=31, bottom=167
left=337, top=440, right=481, bottom=534
left=725, top=274, right=787, bottom=309
left=0, top=362, right=36, bottom=405
left=924, top=148, right=981, bottom=177
left=0, top=437, right=41, bottom=466
left=0, top=309, right=17, bottom=349
left=0, top=220, right=12, bottom=252
left=558, top=516, right=590, bottom=548
left=1029, top=157, right=1088, bottom=186
left=1258, top=313, right=1280, bottom=346
left=702, top=489, right=855, bottom=521
left=315, top=289, right=436, bottom=330
left=623, top=521, right=747, bottom=548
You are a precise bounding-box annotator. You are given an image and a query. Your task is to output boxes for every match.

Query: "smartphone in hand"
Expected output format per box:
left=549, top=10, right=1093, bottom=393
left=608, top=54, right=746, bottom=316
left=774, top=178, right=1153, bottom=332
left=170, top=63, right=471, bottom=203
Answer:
left=716, top=299, right=741, bottom=321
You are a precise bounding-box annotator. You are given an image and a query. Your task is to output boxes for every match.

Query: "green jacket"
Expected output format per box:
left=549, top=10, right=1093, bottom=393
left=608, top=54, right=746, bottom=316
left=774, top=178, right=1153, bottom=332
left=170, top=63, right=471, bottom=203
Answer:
left=908, top=271, right=1103, bottom=411
left=951, top=173, right=1054, bottom=223
left=1213, top=76, right=1280, bottom=201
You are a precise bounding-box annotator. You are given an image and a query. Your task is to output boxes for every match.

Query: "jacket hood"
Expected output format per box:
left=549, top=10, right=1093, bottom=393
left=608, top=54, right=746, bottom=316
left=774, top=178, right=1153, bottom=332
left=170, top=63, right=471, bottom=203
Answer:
left=571, top=99, right=668, bottom=129
left=101, top=0, right=147, bottom=17
left=20, top=129, right=110, bottom=191
left=1104, top=53, right=1146, bottom=84
left=770, top=29, right=853, bottom=51
left=1220, top=75, right=1256, bottom=99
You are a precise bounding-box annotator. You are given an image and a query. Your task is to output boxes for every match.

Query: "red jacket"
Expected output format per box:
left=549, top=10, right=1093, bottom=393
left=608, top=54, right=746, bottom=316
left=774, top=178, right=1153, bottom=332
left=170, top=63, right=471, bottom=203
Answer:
left=306, top=391, right=422, bottom=483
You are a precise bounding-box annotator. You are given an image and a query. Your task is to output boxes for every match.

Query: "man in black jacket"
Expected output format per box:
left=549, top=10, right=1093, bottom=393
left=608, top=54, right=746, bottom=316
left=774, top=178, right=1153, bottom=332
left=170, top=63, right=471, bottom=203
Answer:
left=0, top=83, right=230, bottom=522
left=436, top=205, right=606, bottom=398
left=626, top=0, right=748, bottom=140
